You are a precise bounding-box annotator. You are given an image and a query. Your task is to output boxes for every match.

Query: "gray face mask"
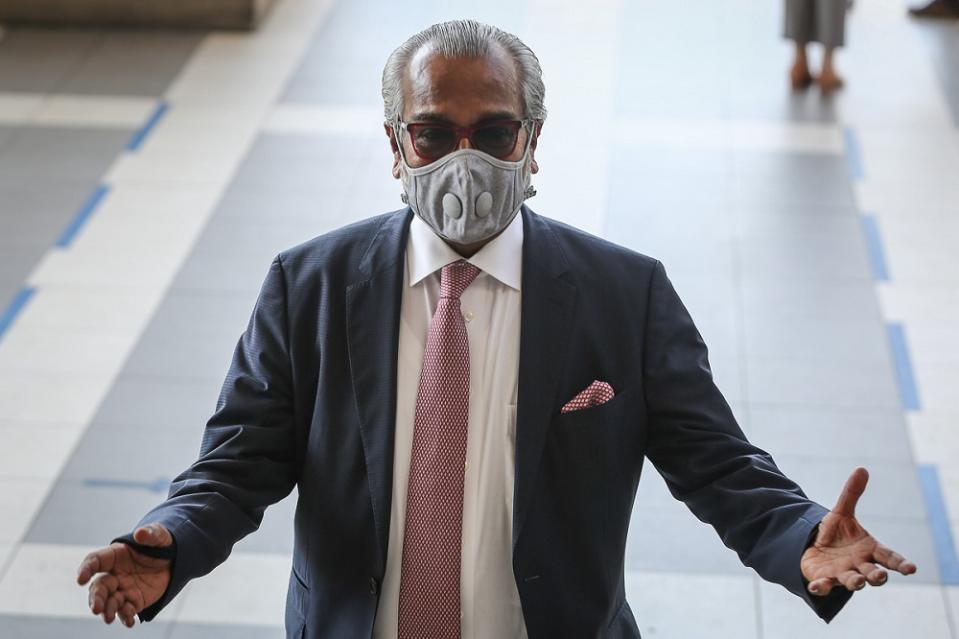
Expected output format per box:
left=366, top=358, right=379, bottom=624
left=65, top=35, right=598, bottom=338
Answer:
left=399, top=141, right=536, bottom=246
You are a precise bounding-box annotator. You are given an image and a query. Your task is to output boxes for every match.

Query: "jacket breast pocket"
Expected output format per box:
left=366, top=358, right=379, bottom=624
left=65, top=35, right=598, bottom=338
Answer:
left=550, top=388, right=629, bottom=472
left=554, top=386, right=628, bottom=429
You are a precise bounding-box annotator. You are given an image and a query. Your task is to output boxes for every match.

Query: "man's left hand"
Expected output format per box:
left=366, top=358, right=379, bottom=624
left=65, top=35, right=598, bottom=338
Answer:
left=801, top=467, right=917, bottom=595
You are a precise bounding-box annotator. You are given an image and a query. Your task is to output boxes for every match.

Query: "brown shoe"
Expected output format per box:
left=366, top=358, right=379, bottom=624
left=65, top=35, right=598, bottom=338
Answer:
left=790, top=63, right=814, bottom=91
left=818, top=71, right=845, bottom=94
left=909, top=0, right=959, bottom=18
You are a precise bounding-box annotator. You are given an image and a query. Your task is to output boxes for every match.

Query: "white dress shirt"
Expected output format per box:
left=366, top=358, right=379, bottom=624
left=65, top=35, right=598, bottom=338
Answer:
left=373, top=212, right=528, bottom=639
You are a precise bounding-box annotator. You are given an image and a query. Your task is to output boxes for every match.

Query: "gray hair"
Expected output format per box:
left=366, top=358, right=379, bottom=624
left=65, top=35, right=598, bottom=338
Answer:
left=381, top=19, right=547, bottom=124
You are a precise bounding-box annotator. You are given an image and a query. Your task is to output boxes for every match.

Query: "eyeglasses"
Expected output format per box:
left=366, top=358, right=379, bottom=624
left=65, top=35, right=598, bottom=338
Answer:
left=396, top=118, right=532, bottom=161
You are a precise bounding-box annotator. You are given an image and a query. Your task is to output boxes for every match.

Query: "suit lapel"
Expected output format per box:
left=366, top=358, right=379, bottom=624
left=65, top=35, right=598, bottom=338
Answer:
left=512, top=207, right=576, bottom=548
left=346, top=208, right=413, bottom=571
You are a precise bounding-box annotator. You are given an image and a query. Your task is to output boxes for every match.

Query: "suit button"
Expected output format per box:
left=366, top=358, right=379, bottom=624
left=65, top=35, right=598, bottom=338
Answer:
left=369, top=577, right=379, bottom=595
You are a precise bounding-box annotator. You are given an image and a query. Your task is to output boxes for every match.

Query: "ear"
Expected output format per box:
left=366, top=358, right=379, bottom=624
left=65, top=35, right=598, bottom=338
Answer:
left=385, top=122, right=402, bottom=179
left=529, top=120, right=543, bottom=174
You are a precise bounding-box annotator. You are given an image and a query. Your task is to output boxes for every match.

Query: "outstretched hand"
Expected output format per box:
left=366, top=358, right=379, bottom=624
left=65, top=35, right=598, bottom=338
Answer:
left=801, top=467, right=917, bottom=596
left=76, top=523, right=173, bottom=627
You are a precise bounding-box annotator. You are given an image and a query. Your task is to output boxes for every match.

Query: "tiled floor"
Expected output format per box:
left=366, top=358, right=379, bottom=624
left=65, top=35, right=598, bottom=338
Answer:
left=1, top=0, right=958, bottom=636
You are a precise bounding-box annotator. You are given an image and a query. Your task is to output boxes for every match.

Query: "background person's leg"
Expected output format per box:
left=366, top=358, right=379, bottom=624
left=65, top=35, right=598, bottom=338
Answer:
left=784, top=0, right=815, bottom=89
left=816, top=0, right=847, bottom=92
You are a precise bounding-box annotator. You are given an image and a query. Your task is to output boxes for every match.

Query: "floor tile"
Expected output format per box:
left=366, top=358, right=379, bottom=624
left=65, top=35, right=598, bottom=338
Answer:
left=748, top=404, right=912, bottom=463
left=0, top=324, right=135, bottom=375
left=0, top=422, right=83, bottom=479
left=625, top=571, right=758, bottom=638
left=0, top=370, right=111, bottom=425
left=25, top=481, right=169, bottom=547
left=31, top=95, right=156, bottom=129
left=737, top=233, right=872, bottom=283
left=0, top=478, right=51, bottom=543
left=169, top=622, right=285, bottom=639
left=174, top=551, right=291, bottom=626
left=61, top=31, right=206, bottom=97
left=745, top=357, right=901, bottom=409
left=120, top=320, right=243, bottom=382
left=0, top=94, right=44, bottom=122
left=0, top=127, right=128, bottom=183
left=0, top=614, right=171, bottom=638
left=948, top=586, right=959, bottom=633
left=58, top=418, right=203, bottom=485
left=626, top=507, right=754, bottom=576
left=91, top=375, right=224, bottom=431
left=0, top=28, right=102, bottom=94
left=908, top=413, right=959, bottom=469
left=914, top=364, right=959, bottom=416
left=742, top=316, right=891, bottom=365
left=759, top=580, right=951, bottom=638
left=771, top=456, right=927, bottom=521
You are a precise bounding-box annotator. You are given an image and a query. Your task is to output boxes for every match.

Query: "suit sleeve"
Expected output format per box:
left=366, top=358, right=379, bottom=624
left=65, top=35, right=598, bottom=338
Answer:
left=129, top=255, right=299, bottom=621
left=641, top=260, right=851, bottom=622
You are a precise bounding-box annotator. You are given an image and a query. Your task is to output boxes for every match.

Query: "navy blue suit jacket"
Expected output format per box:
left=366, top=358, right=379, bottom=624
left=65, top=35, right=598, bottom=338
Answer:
left=130, top=206, right=850, bottom=637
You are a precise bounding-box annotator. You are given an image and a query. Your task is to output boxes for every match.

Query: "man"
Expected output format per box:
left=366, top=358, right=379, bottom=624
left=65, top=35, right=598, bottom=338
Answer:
left=77, top=20, right=917, bottom=638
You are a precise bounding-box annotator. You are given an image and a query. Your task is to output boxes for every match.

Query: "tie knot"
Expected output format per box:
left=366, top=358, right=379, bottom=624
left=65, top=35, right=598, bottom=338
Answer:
left=440, top=260, right=480, bottom=300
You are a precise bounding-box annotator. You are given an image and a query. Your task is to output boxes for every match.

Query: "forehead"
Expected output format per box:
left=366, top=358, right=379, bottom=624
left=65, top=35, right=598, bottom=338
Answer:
left=402, top=44, right=523, bottom=123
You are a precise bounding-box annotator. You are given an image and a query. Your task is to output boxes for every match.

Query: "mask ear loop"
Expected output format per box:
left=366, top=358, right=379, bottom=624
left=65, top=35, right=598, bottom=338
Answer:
left=520, top=120, right=537, bottom=200
left=394, top=118, right=413, bottom=204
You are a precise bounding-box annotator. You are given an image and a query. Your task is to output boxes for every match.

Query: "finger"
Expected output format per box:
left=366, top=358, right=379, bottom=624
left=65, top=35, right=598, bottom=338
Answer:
left=857, top=561, right=888, bottom=586
left=808, top=577, right=838, bottom=596
left=838, top=569, right=867, bottom=591
left=874, top=544, right=918, bottom=575
left=77, top=546, right=119, bottom=585
left=133, top=523, right=173, bottom=548
left=103, top=591, right=123, bottom=624
left=88, top=574, right=119, bottom=615
left=833, top=467, right=869, bottom=517
left=120, top=601, right=137, bottom=628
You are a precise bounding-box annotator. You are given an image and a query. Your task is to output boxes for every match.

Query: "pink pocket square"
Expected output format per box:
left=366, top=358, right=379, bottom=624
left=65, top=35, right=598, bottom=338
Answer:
left=561, top=380, right=615, bottom=414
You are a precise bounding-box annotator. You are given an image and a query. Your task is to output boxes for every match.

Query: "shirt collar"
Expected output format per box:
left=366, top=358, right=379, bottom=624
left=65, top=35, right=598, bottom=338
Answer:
left=407, top=212, right=524, bottom=291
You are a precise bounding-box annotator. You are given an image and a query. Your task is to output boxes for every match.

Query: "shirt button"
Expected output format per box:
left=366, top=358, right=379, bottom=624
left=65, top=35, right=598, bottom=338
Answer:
left=369, top=577, right=378, bottom=595
left=464, top=311, right=474, bottom=322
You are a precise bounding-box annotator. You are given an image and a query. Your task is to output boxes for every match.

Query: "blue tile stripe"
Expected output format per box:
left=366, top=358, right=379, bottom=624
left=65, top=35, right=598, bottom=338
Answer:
left=918, top=465, right=959, bottom=585
left=0, top=286, right=36, bottom=341
left=55, top=184, right=110, bottom=249
left=843, top=126, right=864, bottom=181
left=84, top=477, right=171, bottom=494
left=861, top=214, right=890, bottom=282
left=126, top=100, right=170, bottom=152
left=888, top=323, right=921, bottom=411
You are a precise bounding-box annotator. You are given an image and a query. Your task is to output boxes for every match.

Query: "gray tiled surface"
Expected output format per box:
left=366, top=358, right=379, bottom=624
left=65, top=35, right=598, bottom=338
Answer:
left=0, top=616, right=171, bottom=638
left=0, top=128, right=132, bottom=316
left=903, top=21, right=959, bottom=127
left=281, top=0, right=522, bottom=106
left=0, top=27, right=203, bottom=95
left=0, top=128, right=131, bottom=183
left=0, top=29, right=102, bottom=94
left=2, top=0, right=953, bottom=636
left=0, top=616, right=286, bottom=638
left=615, top=0, right=841, bottom=123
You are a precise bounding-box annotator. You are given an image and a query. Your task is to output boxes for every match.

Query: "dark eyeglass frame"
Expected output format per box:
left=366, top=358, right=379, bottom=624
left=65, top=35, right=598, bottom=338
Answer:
left=396, top=118, right=534, bottom=161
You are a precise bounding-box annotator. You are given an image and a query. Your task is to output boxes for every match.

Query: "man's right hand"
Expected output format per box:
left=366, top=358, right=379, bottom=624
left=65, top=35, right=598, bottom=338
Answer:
left=76, top=523, right=173, bottom=628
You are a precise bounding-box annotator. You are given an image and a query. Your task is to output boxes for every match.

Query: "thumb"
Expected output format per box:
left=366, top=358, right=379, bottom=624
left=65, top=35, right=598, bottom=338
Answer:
left=133, top=523, right=172, bottom=548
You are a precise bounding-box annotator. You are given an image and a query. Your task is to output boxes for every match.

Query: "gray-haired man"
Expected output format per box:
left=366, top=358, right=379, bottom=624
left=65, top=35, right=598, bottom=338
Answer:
left=77, top=20, right=916, bottom=638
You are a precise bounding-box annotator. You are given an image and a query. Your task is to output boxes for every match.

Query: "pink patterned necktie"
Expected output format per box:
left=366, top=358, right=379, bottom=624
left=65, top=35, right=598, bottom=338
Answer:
left=398, top=260, right=480, bottom=639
